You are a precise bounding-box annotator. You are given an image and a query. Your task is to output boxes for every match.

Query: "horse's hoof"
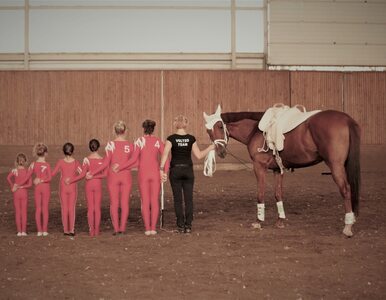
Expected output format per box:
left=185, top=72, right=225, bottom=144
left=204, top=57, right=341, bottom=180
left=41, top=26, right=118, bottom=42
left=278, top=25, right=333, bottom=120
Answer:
left=343, top=225, right=353, bottom=237
left=252, top=222, right=262, bottom=230
left=275, top=218, right=285, bottom=229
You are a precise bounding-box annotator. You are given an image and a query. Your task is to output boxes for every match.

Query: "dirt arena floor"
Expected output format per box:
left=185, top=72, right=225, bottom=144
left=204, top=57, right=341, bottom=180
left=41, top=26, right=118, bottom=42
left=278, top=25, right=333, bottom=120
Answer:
left=0, top=145, right=385, bottom=300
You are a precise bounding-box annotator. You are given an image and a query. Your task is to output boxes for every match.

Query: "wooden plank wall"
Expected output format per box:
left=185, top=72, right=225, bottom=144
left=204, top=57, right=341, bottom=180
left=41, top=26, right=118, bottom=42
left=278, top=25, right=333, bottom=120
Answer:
left=344, top=72, right=386, bottom=144
left=0, top=70, right=385, bottom=145
left=163, top=71, right=290, bottom=143
left=0, top=71, right=161, bottom=145
left=290, top=72, right=344, bottom=111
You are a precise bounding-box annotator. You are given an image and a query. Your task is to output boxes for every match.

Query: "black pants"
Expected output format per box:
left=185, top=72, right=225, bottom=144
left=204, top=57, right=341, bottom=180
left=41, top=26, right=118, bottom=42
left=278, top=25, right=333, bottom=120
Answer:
left=169, top=166, right=195, bottom=228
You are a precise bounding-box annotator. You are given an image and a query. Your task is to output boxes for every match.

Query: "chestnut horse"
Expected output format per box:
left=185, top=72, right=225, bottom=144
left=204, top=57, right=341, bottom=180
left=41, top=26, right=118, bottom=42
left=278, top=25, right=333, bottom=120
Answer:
left=204, top=105, right=361, bottom=237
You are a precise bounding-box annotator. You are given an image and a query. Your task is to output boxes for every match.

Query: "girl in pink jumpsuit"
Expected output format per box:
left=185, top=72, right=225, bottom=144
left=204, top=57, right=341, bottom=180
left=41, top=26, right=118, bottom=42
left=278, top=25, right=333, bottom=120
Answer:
left=52, top=143, right=81, bottom=236
left=88, top=121, right=135, bottom=235
left=23, top=143, right=52, bottom=236
left=118, top=120, right=169, bottom=235
left=67, top=139, right=107, bottom=236
left=7, top=153, right=32, bottom=236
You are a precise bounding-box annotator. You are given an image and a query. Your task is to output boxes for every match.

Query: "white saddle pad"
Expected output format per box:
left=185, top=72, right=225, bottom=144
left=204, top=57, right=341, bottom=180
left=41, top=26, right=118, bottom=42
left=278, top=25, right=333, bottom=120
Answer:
left=258, top=104, right=321, bottom=152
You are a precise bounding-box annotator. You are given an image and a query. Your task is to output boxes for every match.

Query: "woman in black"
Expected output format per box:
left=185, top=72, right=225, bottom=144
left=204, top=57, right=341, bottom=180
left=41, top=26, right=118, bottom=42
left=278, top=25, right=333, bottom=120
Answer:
left=159, top=115, right=215, bottom=233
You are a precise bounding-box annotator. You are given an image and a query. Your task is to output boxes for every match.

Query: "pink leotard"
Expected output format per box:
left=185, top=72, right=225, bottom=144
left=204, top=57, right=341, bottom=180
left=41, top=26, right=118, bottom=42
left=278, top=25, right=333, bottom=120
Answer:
left=119, top=136, right=169, bottom=231
left=91, top=141, right=135, bottom=233
left=7, top=168, right=32, bottom=233
left=70, top=157, right=107, bottom=236
left=24, top=161, right=52, bottom=233
left=52, top=159, right=81, bottom=234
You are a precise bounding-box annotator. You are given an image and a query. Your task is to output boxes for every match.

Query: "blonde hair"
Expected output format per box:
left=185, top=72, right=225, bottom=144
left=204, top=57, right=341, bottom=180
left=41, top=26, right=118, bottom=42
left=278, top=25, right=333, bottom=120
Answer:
left=174, top=115, right=188, bottom=129
left=15, top=153, right=27, bottom=167
left=33, top=143, right=48, bottom=157
left=114, top=120, right=127, bottom=135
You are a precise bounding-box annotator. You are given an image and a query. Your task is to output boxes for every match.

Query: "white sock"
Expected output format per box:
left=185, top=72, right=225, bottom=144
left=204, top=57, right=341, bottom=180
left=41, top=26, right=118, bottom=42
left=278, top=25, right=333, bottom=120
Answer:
left=276, top=201, right=286, bottom=219
left=257, top=203, right=265, bottom=222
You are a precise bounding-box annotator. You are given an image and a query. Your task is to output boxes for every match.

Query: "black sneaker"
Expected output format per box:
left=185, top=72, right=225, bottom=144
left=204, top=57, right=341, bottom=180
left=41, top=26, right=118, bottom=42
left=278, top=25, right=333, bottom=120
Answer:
left=185, top=227, right=192, bottom=234
left=177, top=227, right=185, bottom=233
left=69, top=232, right=75, bottom=237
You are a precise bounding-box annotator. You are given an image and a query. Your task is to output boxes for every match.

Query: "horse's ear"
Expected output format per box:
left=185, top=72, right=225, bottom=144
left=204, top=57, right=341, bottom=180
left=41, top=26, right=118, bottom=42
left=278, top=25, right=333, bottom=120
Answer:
left=215, top=104, right=222, bottom=116
left=203, top=111, right=209, bottom=122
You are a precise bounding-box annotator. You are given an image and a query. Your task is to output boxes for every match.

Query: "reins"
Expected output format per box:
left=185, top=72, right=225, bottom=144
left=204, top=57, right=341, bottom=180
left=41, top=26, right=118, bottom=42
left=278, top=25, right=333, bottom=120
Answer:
left=204, top=122, right=253, bottom=176
left=224, top=148, right=254, bottom=171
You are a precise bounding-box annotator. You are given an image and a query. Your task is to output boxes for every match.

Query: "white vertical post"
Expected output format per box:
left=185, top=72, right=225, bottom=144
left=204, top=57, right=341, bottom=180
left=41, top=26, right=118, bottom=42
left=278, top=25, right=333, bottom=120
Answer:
left=24, top=0, right=29, bottom=70
left=263, top=0, right=268, bottom=69
left=160, top=70, right=165, bottom=141
left=231, top=0, right=236, bottom=69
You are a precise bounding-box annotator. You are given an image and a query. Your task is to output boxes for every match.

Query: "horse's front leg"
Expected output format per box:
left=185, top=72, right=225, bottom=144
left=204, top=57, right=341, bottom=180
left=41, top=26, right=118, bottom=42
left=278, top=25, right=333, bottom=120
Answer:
left=274, top=171, right=286, bottom=228
left=251, top=164, right=267, bottom=230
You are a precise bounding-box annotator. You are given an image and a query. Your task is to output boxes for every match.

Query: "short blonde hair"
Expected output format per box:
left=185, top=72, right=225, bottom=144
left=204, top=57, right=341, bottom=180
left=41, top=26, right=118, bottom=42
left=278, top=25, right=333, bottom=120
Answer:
left=174, top=115, right=188, bottom=129
left=33, top=143, right=48, bottom=157
left=114, top=120, right=127, bottom=135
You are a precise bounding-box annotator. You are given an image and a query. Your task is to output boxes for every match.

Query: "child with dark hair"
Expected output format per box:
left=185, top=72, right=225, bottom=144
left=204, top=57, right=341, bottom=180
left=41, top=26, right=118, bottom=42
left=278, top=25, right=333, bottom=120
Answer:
left=52, top=142, right=81, bottom=236
left=7, top=153, right=32, bottom=236
left=66, top=139, right=107, bottom=236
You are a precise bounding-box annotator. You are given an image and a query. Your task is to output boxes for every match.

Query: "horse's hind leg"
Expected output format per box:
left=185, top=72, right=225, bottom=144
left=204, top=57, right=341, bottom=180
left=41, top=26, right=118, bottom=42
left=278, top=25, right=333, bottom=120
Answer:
left=274, top=171, right=286, bottom=228
left=329, top=162, right=355, bottom=237
left=251, top=164, right=267, bottom=230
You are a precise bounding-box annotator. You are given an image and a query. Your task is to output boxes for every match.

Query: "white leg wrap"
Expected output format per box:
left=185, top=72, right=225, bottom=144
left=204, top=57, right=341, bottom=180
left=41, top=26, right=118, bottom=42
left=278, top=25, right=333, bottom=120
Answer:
left=344, top=212, right=356, bottom=225
left=257, top=203, right=265, bottom=222
left=276, top=201, right=286, bottom=219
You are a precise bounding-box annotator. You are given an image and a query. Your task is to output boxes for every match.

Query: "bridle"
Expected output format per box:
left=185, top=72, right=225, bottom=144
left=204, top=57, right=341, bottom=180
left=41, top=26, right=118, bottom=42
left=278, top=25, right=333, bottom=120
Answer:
left=210, top=119, right=229, bottom=148
left=203, top=119, right=229, bottom=177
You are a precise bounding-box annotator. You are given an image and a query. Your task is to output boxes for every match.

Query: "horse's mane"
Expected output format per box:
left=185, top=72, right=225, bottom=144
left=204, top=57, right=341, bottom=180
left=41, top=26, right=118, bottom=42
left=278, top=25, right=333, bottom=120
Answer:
left=220, top=112, right=265, bottom=124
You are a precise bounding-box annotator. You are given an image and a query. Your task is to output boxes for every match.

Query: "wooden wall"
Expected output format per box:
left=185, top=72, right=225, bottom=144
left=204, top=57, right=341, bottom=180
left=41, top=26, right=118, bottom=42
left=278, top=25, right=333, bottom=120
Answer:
left=0, top=70, right=385, bottom=145
left=163, top=71, right=290, bottom=143
left=0, top=71, right=161, bottom=144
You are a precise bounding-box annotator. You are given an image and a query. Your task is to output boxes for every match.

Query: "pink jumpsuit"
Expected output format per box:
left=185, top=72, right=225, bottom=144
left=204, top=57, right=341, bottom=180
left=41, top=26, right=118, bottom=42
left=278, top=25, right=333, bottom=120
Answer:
left=7, top=168, right=32, bottom=233
left=119, top=136, right=169, bottom=231
left=24, top=162, right=52, bottom=233
left=91, top=141, right=135, bottom=233
left=52, top=159, right=81, bottom=234
left=70, top=157, right=107, bottom=236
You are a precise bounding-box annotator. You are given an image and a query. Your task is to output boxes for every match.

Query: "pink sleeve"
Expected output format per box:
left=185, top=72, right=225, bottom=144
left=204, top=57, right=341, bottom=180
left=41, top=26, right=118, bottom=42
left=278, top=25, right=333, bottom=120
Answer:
left=69, top=160, right=88, bottom=184
left=76, top=160, right=82, bottom=174
left=43, top=164, right=52, bottom=183
left=118, top=144, right=140, bottom=172
left=6, top=171, right=14, bottom=189
left=52, top=161, right=61, bottom=177
left=18, top=163, right=34, bottom=186
left=90, top=146, right=112, bottom=176
left=21, top=177, right=32, bottom=189
left=93, top=158, right=108, bottom=179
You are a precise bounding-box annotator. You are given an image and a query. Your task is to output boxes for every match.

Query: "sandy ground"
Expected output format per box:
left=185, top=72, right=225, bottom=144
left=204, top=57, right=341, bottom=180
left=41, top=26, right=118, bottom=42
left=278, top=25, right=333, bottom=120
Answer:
left=0, top=145, right=385, bottom=300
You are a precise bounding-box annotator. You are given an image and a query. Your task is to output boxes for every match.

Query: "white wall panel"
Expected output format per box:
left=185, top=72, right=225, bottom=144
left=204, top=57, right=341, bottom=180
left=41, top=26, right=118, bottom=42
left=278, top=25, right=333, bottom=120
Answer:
left=30, top=9, right=231, bottom=53
left=270, top=23, right=386, bottom=44
left=270, top=1, right=386, bottom=23
left=0, top=11, right=24, bottom=53
left=269, top=44, right=386, bottom=66
left=268, top=0, right=386, bottom=66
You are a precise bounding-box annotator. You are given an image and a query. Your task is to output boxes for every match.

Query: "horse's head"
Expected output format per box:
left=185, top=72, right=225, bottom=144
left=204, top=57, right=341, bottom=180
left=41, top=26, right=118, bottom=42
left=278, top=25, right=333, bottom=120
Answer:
left=203, top=105, right=229, bottom=158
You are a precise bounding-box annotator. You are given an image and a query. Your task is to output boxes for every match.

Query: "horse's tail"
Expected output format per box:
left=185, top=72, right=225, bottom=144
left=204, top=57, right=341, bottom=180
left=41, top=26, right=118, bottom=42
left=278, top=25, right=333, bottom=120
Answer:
left=346, top=121, right=361, bottom=215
